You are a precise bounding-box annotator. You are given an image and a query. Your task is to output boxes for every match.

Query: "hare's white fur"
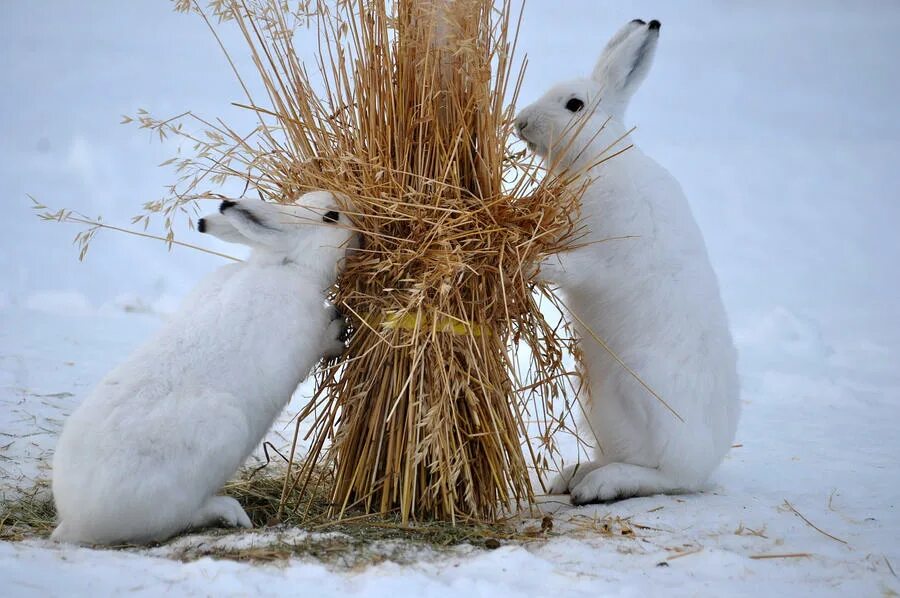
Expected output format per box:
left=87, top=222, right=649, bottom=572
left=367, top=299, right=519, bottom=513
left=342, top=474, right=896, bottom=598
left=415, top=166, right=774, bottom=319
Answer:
left=51, top=191, right=355, bottom=544
left=516, top=20, right=739, bottom=504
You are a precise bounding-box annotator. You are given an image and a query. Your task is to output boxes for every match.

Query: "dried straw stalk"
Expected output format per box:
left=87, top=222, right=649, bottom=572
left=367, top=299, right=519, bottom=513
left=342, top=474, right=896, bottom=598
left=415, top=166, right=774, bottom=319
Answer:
left=122, top=0, right=585, bottom=523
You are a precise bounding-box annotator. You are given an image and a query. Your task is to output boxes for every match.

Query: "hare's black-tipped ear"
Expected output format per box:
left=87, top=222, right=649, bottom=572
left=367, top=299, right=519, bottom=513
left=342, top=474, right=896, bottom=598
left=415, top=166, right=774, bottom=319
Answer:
left=598, top=19, right=647, bottom=61
left=591, top=19, right=660, bottom=120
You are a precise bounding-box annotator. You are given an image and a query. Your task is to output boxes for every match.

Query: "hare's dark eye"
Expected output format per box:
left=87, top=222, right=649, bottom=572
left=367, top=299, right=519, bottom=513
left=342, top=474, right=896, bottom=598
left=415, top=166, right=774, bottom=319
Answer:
left=323, top=210, right=339, bottom=223
left=565, top=98, right=585, bottom=113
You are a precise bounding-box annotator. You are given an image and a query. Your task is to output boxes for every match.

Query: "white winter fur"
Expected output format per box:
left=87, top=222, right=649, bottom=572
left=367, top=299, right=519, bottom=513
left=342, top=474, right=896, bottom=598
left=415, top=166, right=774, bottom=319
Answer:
left=51, top=191, right=356, bottom=544
left=515, top=20, right=739, bottom=504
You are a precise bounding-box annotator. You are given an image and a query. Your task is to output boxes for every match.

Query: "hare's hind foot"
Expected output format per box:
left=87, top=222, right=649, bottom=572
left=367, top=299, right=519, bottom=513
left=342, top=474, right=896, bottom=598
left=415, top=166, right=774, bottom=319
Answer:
left=50, top=521, right=73, bottom=543
left=189, top=495, right=252, bottom=530
left=569, top=463, right=686, bottom=505
left=547, top=461, right=602, bottom=494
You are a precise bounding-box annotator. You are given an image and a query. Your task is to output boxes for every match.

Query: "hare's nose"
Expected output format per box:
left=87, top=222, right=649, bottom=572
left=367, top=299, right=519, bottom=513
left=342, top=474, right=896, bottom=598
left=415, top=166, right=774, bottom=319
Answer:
left=515, top=117, right=529, bottom=135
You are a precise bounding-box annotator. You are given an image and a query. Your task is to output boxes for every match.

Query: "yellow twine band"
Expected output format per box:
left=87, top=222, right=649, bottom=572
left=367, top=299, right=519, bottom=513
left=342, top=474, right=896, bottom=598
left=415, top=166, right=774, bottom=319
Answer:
left=362, top=311, right=492, bottom=337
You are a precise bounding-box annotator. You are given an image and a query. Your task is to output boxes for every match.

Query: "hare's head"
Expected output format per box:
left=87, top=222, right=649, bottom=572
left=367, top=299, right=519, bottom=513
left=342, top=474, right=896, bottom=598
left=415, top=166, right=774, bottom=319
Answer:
left=198, top=191, right=357, bottom=282
left=514, top=19, right=659, bottom=172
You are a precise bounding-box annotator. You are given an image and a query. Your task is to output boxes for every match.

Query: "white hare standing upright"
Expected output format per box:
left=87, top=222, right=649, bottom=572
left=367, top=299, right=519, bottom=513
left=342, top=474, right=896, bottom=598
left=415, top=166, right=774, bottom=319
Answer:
left=51, top=191, right=356, bottom=544
left=515, top=20, right=740, bottom=504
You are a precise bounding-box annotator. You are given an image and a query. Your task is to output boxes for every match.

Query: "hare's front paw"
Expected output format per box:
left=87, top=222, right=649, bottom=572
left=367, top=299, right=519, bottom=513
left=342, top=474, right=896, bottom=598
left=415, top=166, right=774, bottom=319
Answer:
left=328, top=303, right=344, bottom=321
left=322, top=317, right=348, bottom=359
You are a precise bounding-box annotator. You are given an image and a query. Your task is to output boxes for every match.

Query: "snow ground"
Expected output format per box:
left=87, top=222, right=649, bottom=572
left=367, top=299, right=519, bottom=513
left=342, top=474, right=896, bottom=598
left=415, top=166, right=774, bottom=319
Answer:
left=1, top=306, right=897, bottom=596
left=2, top=1, right=899, bottom=596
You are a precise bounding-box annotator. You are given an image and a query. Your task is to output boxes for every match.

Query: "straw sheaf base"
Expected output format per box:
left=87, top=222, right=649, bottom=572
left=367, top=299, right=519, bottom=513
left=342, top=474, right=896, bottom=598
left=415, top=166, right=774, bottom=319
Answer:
left=0, top=469, right=581, bottom=565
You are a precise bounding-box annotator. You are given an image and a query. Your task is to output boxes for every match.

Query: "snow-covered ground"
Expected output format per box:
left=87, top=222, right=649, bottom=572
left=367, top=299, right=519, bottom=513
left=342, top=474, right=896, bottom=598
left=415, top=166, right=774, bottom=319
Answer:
left=2, top=1, right=899, bottom=596
left=2, top=306, right=897, bottom=595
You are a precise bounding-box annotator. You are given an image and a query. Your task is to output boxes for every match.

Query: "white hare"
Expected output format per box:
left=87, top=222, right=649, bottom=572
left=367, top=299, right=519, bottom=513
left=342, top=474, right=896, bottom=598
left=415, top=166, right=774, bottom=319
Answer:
left=51, top=191, right=356, bottom=544
left=515, top=20, right=740, bottom=504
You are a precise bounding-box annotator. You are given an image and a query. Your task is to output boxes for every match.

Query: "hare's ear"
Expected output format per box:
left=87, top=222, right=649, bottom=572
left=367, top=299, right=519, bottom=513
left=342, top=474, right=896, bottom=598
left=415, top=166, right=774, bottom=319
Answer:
left=591, top=19, right=660, bottom=120
left=595, top=19, right=648, bottom=64
left=218, top=199, right=302, bottom=250
left=198, top=211, right=254, bottom=246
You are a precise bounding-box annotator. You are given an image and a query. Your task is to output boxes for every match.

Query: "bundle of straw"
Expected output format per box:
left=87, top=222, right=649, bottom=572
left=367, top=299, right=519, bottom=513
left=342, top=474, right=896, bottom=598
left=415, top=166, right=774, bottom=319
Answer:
left=129, top=0, right=584, bottom=523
